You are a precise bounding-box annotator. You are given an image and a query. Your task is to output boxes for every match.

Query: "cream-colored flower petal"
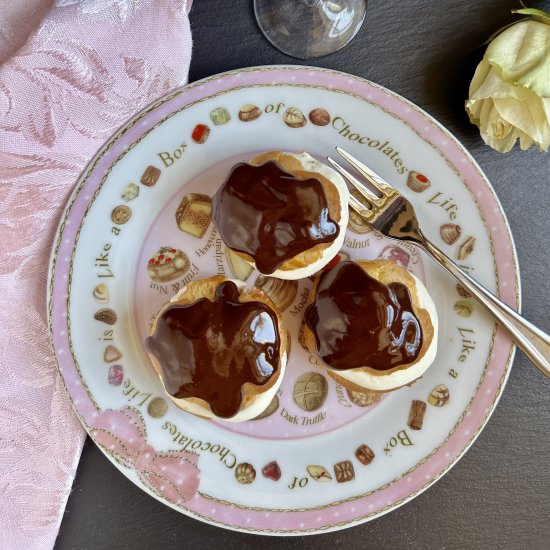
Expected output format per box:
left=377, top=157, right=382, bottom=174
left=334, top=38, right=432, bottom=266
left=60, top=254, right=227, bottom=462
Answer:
left=477, top=100, right=538, bottom=153
left=486, top=20, right=550, bottom=96
left=481, top=131, right=515, bottom=153
left=517, top=129, right=536, bottom=151
left=465, top=90, right=486, bottom=122
left=465, top=97, right=482, bottom=123
left=477, top=98, right=497, bottom=134
left=477, top=102, right=518, bottom=152
left=523, top=99, right=550, bottom=149
left=493, top=96, right=550, bottom=149
left=468, top=58, right=492, bottom=98
left=486, top=103, right=514, bottom=140
left=470, top=65, right=533, bottom=101
left=465, top=96, right=484, bottom=125
left=486, top=126, right=528, bottom=153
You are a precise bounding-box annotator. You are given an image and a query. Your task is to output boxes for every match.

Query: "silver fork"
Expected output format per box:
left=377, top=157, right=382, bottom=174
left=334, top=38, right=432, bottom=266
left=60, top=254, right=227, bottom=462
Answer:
left=328, top=146, right=550, bottom=377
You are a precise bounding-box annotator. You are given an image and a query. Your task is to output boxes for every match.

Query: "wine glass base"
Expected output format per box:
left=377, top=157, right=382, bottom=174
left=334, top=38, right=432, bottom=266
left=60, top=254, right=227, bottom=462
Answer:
left=254, top=0, right=367, bottom=59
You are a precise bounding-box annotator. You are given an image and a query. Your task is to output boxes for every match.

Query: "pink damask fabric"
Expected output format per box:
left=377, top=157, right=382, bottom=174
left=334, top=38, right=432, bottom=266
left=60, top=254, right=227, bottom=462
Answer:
left=0, top=2, right=193, bottom=548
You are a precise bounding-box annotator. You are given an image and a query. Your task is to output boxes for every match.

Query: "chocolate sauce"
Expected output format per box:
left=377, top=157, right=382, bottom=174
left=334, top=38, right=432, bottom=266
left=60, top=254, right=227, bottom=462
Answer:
left=145, top=281, right=281, bottom=418
left=212, top=161, right=339, bottom=274
left=304, top=262, right=422, bottom=371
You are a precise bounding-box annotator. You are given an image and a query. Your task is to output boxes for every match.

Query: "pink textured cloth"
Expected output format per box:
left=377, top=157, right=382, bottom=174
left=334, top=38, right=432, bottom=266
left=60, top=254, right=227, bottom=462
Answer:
left=0, top=2, right=193, bottom=548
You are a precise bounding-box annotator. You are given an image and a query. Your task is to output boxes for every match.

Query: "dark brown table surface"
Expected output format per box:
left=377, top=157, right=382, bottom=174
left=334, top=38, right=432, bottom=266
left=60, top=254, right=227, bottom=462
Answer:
left=55, top=1, right=550, bottom=548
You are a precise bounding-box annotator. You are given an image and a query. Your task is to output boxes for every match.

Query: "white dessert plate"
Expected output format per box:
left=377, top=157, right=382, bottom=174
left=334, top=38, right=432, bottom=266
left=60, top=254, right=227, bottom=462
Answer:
left=48, top=66, right=519, bottom=535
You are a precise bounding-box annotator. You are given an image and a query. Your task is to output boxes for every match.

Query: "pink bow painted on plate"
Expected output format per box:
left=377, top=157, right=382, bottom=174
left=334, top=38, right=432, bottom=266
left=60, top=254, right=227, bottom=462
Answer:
left=91, top=407, right=200, bottom=506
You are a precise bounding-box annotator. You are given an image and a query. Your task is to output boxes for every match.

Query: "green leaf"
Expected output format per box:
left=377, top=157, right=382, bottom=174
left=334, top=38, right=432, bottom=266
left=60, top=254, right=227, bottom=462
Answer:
left=512, top=8, right=550, bottom=25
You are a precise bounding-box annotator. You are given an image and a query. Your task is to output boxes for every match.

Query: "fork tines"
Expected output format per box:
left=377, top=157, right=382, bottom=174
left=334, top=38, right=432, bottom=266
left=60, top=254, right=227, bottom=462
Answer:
left=328, top=147, right=403, bottom=223
left=327, top=156, right=379, bottom=208
left=334, top=147, right=395, bottom=196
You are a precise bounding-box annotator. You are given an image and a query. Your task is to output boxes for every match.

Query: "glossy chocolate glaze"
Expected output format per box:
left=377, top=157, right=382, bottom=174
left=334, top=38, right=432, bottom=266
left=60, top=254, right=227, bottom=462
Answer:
left=212, top=161, right=339, bottom=274
left=304, top=262, right=422, bottom=371
left=145, top=281, right=281, bottom=418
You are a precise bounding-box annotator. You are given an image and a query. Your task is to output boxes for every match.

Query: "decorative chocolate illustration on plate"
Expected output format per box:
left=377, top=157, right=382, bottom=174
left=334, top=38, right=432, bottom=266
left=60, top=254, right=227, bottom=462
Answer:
left=454, top=300, right=473, bottom=317
left=297, top=319, right=309, bottom=351
left=147, top=247, right=190, bottom=283
left=456, top=236, right=476, bottom=260
left=140, top=165, right=161, bottom=187
left=254, top=275, right=298, bottom=312
left=338, top=250, right=351, bottom=262
left=307, top=465, right=332, bottom=482
left=379, top=244, right=410, bottom=269
left=428, top=384, right=450, bottom=407
left=93, top=283, right=109, bottom=304
left=408, top=399, right=427, bottom=430
left=334, top=460, right=355, bottom=483
left=235, top=463, right=256, bottom=484
left=147, top=397, right=168, bottom=418
left=262, top=461, right=281, bottom=481
left=355, top=444, right=375, bottom=465
left=456, top=283, right=471, bottom=298
left=175, top=193, right=212, bottom=238
left=252, top=394, right=279, bottom=420
left=225, top=247, right=253, bottom=281
left=238, top=104, right=261, bottom=122
left=440, top=223, right=462, bottom=245
left=293, top=372, right=328, bottom=412
left=309, top=108, right=330, bottom=126
left=283, top=107, right=307, bottom=128
left=111, top=205, right=132, bottom=225
left=94, top=308, right=117, bottom=325
left=407, top=171, right=430, bottom=192
left=121, top=183, right=139, bottom=202
left=346, top=388, right=381, bottom=407
left=108, top=364, right=124, bottom=386
left=210, top=107, right=231, bottom=125
left=192, top=124, right=210, bottom=144
left=104, top=345, right=122, bottom=363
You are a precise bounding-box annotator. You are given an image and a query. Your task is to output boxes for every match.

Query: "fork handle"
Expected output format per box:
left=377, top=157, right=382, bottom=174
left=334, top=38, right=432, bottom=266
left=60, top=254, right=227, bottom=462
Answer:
left=422, top=239, right=550, bottom=377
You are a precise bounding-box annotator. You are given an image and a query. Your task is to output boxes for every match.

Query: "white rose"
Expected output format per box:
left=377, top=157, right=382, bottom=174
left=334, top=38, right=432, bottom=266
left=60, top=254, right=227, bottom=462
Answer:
left=466, top=19, right=550, bottom=153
